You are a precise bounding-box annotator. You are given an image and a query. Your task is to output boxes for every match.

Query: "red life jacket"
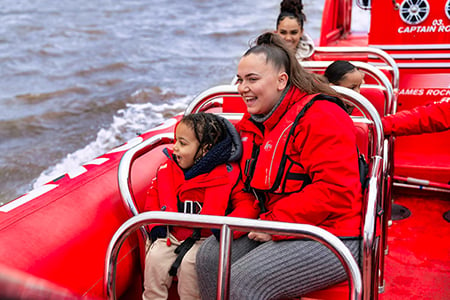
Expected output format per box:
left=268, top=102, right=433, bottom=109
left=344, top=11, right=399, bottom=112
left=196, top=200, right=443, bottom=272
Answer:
left=240, top=92, right=346, bottom=195
left=145, top=150, right=241, bottom=241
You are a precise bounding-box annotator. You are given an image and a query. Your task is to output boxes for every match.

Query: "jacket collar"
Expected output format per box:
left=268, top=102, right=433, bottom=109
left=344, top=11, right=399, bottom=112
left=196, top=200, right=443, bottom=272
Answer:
left=240, top=85, right=308, bottom=132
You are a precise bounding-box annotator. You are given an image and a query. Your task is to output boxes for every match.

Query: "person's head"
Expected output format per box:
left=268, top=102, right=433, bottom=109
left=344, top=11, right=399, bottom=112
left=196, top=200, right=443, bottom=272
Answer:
left=276, top=0, right=306, bottom=52
left=173, top=113, right=226, bottom=169
left=324, top=60, right=365, bottom=93
left=236, top=32, right=338, bottom=115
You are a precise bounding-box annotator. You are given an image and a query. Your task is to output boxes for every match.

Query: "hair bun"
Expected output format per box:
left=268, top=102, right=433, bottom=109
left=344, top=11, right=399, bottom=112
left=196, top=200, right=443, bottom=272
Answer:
left=280, top=0, right=303, bottom=15
left=256, top=32, right=275, bottom=45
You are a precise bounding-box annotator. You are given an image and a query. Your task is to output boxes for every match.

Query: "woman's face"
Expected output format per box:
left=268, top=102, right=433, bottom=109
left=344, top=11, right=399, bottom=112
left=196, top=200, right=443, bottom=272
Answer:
left=276, top=17, right=303, bottom=52
left=236, top=53, right=288, bottom=115
left=337, top=69, right=365, bottom=93
left=173, top=122, right=201, bottom=169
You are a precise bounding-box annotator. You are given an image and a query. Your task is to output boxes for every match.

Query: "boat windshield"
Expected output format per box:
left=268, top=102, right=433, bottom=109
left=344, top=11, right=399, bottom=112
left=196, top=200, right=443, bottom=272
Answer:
left=352, top=2, right=371, bottom=33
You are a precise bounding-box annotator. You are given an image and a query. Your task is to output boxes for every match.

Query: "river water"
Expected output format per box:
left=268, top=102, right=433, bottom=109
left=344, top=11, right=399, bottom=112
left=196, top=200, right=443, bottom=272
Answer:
left=0, top=0, right=370, bottom=203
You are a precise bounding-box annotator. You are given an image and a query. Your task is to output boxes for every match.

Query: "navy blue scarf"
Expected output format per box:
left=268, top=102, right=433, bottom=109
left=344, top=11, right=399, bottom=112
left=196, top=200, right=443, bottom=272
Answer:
left=183, top=133, right=232, bottom=180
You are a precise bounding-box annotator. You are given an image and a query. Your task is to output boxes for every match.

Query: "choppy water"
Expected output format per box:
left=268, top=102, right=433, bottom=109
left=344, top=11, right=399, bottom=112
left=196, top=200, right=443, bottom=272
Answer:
left=1, top=0, right=370, bottom=203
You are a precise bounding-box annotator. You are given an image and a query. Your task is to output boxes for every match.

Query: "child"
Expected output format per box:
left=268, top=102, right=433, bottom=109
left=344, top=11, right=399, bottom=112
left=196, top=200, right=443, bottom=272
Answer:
left=142, top=112, right=259, bottom=300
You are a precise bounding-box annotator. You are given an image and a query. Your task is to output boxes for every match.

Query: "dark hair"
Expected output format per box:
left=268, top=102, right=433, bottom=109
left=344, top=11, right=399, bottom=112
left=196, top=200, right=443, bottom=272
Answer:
left=244, top=32, right=338, bottom=96
left=324, top=60, right=358, bottom=85
left=277, top=0, right=306, bottom=29
left=179, top=112, right=226, bottom=152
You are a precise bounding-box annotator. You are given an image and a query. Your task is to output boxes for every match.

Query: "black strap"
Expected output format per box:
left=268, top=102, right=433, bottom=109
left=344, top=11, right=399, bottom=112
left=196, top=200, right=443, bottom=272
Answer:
left=271, top=94, right=345, bottom=192
left=357, top=147, right=369, bottom=193
left=168, top=229, right=201, bottom=276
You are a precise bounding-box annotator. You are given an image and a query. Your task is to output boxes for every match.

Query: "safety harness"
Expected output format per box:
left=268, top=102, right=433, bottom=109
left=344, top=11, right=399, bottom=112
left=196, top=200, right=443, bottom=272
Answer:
left=243, top=95, right=369, bottom=211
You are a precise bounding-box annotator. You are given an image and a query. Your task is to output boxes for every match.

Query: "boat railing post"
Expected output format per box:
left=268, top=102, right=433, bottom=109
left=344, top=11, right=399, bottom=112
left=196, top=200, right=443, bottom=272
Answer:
left=330, top=85, right=385, bottom=299
left=104, top=212, right=363, bottom=300
left=217, top=224, right=232, bottom=300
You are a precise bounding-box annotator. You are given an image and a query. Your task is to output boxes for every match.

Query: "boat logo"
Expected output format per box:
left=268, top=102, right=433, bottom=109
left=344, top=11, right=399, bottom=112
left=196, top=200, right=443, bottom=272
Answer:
left=399, top=0, right=430, bottom=25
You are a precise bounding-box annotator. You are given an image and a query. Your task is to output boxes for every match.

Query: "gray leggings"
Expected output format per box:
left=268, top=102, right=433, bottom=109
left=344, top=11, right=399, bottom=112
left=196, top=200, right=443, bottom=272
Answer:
left=196, top=235, right=360, bottom=300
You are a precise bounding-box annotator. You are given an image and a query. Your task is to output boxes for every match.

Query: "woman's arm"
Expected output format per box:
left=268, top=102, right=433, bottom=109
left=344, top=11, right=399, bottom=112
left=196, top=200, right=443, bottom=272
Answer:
left=260, top=101, right=362, bottom=238
left=382, top=99, right=450, bottom=136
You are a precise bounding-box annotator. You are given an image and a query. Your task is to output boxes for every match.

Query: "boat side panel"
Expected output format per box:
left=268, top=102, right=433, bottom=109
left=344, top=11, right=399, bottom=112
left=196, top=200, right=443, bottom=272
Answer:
left=0, top=121, right=178, bottom=298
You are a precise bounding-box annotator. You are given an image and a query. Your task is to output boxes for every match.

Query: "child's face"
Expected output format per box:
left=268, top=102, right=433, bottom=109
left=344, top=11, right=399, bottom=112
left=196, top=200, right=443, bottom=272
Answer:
left=173, top=122, right=201, bottom=169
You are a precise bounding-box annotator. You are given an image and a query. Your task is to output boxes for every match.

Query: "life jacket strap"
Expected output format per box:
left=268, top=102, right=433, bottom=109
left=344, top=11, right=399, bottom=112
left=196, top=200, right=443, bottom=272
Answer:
left=168, top=229, right=201, bottom=276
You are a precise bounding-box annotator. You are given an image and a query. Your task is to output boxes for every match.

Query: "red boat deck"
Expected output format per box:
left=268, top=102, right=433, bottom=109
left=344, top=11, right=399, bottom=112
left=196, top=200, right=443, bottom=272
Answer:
left=380, top=191, right=450, bottom=300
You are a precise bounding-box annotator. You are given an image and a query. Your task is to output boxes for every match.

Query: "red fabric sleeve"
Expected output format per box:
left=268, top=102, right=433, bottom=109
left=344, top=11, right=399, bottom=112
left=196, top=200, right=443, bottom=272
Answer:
left=144, top=177, right=160, bottom=212
left=226, top=177, right=260, bottom=239
left=259, top=101, right=362, bottom=240
left=382, top=99, right=450, bottom=136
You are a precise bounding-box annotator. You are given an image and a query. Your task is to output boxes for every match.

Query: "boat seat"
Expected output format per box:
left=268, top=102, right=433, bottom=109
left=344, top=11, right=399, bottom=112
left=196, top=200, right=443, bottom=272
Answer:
left=130, top=144, right=174, bottom=214
left=360, top=85, right=388, bottom=117
left=222, top=95, right=247, bottom=113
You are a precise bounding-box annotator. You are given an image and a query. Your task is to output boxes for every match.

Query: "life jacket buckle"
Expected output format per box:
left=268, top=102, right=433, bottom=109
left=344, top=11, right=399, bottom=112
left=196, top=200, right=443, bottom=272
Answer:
left=183, top=200, right=202, bottom=214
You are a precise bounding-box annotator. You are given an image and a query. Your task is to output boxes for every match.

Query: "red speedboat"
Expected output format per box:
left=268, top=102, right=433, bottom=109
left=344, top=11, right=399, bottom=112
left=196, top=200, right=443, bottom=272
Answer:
left=0, top=0, right=448, bottom=299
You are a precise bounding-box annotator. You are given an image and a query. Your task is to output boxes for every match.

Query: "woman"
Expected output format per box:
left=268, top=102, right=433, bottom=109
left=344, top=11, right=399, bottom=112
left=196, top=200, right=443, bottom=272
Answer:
left=324, top=60, right=365, bottom=93
left=276, top=0, right=314, bottom=60
left=196, top=32, right=362, bottom=299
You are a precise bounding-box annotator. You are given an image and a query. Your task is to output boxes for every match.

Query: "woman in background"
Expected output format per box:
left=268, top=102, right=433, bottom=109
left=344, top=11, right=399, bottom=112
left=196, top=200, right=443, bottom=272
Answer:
left=276, top=0, right=315, bottom=60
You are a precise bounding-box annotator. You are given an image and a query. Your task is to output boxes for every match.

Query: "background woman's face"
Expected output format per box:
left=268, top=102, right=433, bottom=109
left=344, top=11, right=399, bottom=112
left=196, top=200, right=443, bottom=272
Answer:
left=337, top=69, right=365, bottom=93
left=236, top=53, right=286, bottom=115
left=276, top=17, right=303, bottom=52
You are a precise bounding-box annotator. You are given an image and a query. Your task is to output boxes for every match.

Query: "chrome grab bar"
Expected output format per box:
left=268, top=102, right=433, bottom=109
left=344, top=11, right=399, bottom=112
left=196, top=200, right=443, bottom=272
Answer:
left=185, top=84, right=239, bottom=115
left=332, top=85, right=384, bottom=157
left=104, top=212, right=363, bottom=300
left=314, top=46, right=400, bottom=95
left=117, top=132, right=174, bottom=240
left=301, top=60, right=396, bottom=115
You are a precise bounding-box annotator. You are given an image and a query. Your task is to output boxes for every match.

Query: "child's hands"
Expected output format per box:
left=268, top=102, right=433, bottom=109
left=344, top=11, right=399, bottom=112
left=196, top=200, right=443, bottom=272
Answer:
left=149, top=226, right=167, bottom=242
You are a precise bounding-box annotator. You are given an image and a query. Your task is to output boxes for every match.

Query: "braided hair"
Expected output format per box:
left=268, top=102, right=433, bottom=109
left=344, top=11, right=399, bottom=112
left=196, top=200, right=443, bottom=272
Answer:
left=277, top=0, right=306, bottom=30
left=179, top=112, right=226, bottom=156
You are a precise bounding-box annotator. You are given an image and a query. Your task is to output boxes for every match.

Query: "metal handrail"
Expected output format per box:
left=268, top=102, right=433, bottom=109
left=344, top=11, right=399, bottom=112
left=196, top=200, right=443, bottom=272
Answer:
left=104, top=212, right=363, bottom=300
left=185, top=84, right=239, bottom=115
left=314, top=46, right=400, bottom=94
left=362, top=156, right=383, bottom=299
left=330, top=85, right=384, bottom=299
left=332, top=85, right=384, bottom=157
left=117, top=132, right=174, bottom=240
left=301, top=60, right=396, bottom=115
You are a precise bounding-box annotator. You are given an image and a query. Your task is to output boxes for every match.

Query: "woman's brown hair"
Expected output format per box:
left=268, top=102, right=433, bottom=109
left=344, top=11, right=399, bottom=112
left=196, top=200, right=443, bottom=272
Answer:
left=244, top=32, right=338, bottom=97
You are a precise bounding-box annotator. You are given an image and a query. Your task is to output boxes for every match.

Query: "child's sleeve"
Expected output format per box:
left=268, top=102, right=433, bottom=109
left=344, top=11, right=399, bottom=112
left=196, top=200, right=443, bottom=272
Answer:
left=143, top=176, right=160, bottom=212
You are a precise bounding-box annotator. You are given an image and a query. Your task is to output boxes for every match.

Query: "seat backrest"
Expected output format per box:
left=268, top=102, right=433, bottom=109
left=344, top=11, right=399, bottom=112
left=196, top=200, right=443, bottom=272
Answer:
left=353, top=120, right=371, bottom=159
left=360, top=85, right=388, bottom=117
left=222, top=95, right=247, bottom=113
left=130, top=144, right=173, bottom=213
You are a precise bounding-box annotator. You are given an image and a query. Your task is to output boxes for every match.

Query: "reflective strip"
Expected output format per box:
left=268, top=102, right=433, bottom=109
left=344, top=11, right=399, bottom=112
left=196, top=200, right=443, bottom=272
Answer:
left=0, top=184, right=58, bottom=213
